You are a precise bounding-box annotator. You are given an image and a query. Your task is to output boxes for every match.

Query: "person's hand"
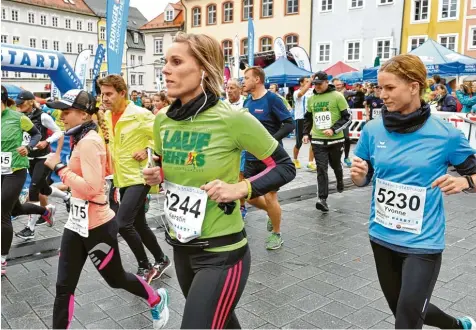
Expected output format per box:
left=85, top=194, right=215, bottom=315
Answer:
left=200, top=180, right=248, bottom=203
left=143, top=166, right=163, bottom=186
left=44, top=153, right=61, bottom=170
left=323, top=129, right=334, bottom=137
left=35, top=141, right=49, bottom=150
left=351, top=157, right=368, bottom=186
left=431, top=174, right=469, bottom=195
left=302, top=135, right=310, bottom=144
left=132, top=149, right=147, bottom=161
left=17, top=146, right=28, bottom=157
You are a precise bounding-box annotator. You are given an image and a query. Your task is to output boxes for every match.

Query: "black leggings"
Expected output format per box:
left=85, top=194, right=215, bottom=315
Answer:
left=117, top=184, right=164, bottom=268
left=1, top=169, right=45, bottom=255
left=294, top=119, right=304, bottom=150
left=28, top=158, right=53, bottom=202
left=371, top=241, right=461, bottom=329
left=53, top=220, right=160, bottom=329
left=311, top=142, right=344, bottom=200
left=174, top=244, right=251, bottom=329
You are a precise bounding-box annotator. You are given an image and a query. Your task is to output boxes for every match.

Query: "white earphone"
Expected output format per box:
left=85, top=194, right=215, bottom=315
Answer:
left=200, top=70, right=205, bottom=86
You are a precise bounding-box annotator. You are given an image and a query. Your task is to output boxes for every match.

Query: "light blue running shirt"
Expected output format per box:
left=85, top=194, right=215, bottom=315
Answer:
left=354, top=115, right=475, bottom=251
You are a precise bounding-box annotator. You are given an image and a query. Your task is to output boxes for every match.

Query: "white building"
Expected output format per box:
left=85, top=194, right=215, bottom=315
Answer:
left=140, top=2, right=184, bottom=93
left=311, top=0, right=405, bottom=71
left=1, top=0, right=99, bottom=95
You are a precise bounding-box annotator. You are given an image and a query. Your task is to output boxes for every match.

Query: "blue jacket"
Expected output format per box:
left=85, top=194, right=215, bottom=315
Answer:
left=456, top=90, right=476, bottom=113
left=437, top=94, right=457, bottom=112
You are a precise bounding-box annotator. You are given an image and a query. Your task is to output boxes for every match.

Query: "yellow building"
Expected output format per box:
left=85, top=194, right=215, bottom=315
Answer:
left=401, top=0, right=464, bottom=53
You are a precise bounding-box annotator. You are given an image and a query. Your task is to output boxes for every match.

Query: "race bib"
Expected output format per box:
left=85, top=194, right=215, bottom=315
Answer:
left=314, top=111, right=332, bottom=130
left=374, top=178, right=426, bottom=235
left=163, top=180, right=208, bottom=243
left=65, top=197, right=89, bottom=237
left=22, top=132, right=31, bottom=146
left=372, top=108, right=381, bottom=118
left=1, top=152, right=12, bottom=175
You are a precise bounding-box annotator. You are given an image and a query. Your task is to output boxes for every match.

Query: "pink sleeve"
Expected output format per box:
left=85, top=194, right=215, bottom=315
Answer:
left=59, top=139, right=105, bottom=200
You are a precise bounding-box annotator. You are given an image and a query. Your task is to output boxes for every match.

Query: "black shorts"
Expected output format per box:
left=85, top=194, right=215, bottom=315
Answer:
left=244, top=160, right=279, bottom=192
left=295, top=119, right=304, bottom=149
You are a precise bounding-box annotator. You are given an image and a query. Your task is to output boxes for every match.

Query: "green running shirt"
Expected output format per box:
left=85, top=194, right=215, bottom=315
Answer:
left=154, top=100, right=278, bottom=252
left=307, top=91, right=348, bottom=140
left=1, top=109, right=34, bottom=171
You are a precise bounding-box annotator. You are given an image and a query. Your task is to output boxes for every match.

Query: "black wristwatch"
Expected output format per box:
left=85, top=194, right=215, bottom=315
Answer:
left=53, top=162, right=67, bottom=174
left=463, top=175, right=475, bottom=193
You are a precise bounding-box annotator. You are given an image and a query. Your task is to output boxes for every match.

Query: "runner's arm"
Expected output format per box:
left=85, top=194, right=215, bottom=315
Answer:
left=58, top=139, right=104, bottom=199
left=273, top=117, right=295, bottom=141
left=449, top=128, right=476, bottom=193
left=20, top=116, right=41, bottom=149
left=353, top=125, right=375, bottom=187
left=331, top=93, right=352, bottom=134
left=303, top=109, right=313, bottom=136
left=41, top=113, right=63, bottom=144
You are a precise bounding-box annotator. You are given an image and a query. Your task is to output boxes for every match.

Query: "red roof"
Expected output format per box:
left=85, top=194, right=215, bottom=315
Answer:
left=324, top=61, right=357, bottom=76
left=10, top=0, right=95, bottom=15
left=140, top=2, right=184, bottom=30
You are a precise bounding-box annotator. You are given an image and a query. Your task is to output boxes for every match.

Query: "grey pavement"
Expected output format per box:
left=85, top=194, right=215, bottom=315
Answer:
left=4, top=140, right=476, bottom=329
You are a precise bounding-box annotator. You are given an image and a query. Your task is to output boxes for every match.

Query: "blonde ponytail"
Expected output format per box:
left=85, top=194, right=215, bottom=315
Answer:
left=96, top=109, right=109, bottom=144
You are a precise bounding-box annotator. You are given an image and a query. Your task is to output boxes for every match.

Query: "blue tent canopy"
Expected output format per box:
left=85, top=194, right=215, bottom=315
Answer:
left=263, top=57, right=312, bottom=86
left=3, top=84, right=24, bottom=99
left=336, top=71, right=363, bottom=84
left=363, top=39, right=476, bottom=81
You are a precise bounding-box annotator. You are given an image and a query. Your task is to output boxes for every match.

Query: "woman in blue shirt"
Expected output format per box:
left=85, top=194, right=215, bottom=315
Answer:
left=351, top=54, right=476, bottom=329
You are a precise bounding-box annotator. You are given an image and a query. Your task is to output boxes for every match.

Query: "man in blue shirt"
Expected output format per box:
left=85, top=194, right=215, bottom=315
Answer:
left=242, top=67, right=295, bottom=250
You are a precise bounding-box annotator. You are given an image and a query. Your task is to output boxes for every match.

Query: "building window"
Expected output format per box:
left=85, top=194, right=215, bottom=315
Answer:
left=317, top=43, right=331, bottom=63
left=379, top=0, right=393, bottom=4
left=409, top=36, right=426, bottom=50
left=66, top=19, right=71, bottom=29
left=1, top=35, right=7, bottom=44
left=12, top=36, right=19, bottom=44
left=286, top=0, right=299, bottom=14
left=43, top=74, right=48, bottom=78
left=31, top=73, right=37, bottom=78
left=260, top=37, right=272, bottom=51
left=223, top=2, right=233, bottom=22
left=413, top=0, right=429, bottom=22
left=88, top=44, right=94, bottom=54
left=133, top=32, right=139, bottom=44
left=131, top=74, right=136, bottom=85
left=192, top=7, right=201, bottom=26
left=89, top=69, right=94, bottom=80
left=54, top=41, right=59, bottom=51
left=138, top=55, right=143, bottom=65
left=346, top=40, right=361, bottom=61
left=52, top=17, right=58, bottom=27
left=2, top=71, right=9, bottom=78
left=14, top=72, right=21, bottom=78
left=40, top=15, right=47, bottom=25
left=139, top=74, right=144, bottom=86
left=78, top=44, right=83, bottom=53
left=130, top=55, right=135, bottom=66
left=66, top=42, right=72, bottom=53
left=222, top=40, right=233, bottom=64
left=243, top=0, right=253, bottom=20
left=42, top=40, right=48, bottom=49
left=154, top=38, right=163, bottom=54
left=470, top=28, right=476, bottom=49
left=100, top=26, right=106, bottom=40
left=77, top=20, right=82, bottom=30
left=320, top=0, right=333, bottom=12
left=30, top=38, right=36, bottom=48
left=375, top=39, right=392, bottom=60
left=2, top=8, right=6, bottom=20
left=207, top=4, right=217, bottom=24
left=262, top=0, right=273, bottom=17
left=101, top=72, right=107, bottom=78
left=440, top=0, right=458, bottom=20
left=439, top=35, right=457, bottom=51
left=473, top=0, right=476, bottom=9
left=165, top=9, right=174, bottom=21
left=88, top=22, right=93, bottom=32
left=28, top=12, right=35, bottom=24
left=285, top=34, right=298, bottom=50
left=350, top=0, right=364, bottom=9
left=11, top=10, right=18, bottom=21
left=242, top=38, right=248, bottom=55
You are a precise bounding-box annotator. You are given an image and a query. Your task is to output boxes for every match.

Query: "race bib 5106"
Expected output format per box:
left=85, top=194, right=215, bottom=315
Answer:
left=314, top=111, right=332, bottom=130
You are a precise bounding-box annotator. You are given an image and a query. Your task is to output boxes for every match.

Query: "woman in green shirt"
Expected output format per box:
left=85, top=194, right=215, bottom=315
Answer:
left=1, top=86, right=43, bottom=275
left=143, top=33, right=296, bottom=329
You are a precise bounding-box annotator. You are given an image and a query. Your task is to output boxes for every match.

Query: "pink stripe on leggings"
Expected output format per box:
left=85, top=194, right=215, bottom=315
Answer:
left=219, top=261, right=243, bottom=329
left=216, top=264, right=238, bottom=329
left=66, top=294, right=74, bottom=329
left=248, top=156, right=276, bottom=183
left=98, top=248, right=114, bottom=270
left=135, top=274, right=160, bottom=306
left=211, top=266, right=234, bottom=329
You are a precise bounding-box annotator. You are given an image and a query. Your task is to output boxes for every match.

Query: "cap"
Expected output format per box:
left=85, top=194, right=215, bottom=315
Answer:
left=15, top=90, right=35, bottom=105
left=46, top=89, right=97, bottom=114
left=313, top=71, right=328, bottom=83
left=2, top=86, right=16, bottom=107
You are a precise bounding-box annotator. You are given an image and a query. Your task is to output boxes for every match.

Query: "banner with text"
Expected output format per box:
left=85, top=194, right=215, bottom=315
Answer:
left=248, top=18, right=255, bottom=67
left=106, top=0, right=130, bottom=74
left=290, top=46, right=312, bottom=72
left=91, top=44, right=105, bottom=96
